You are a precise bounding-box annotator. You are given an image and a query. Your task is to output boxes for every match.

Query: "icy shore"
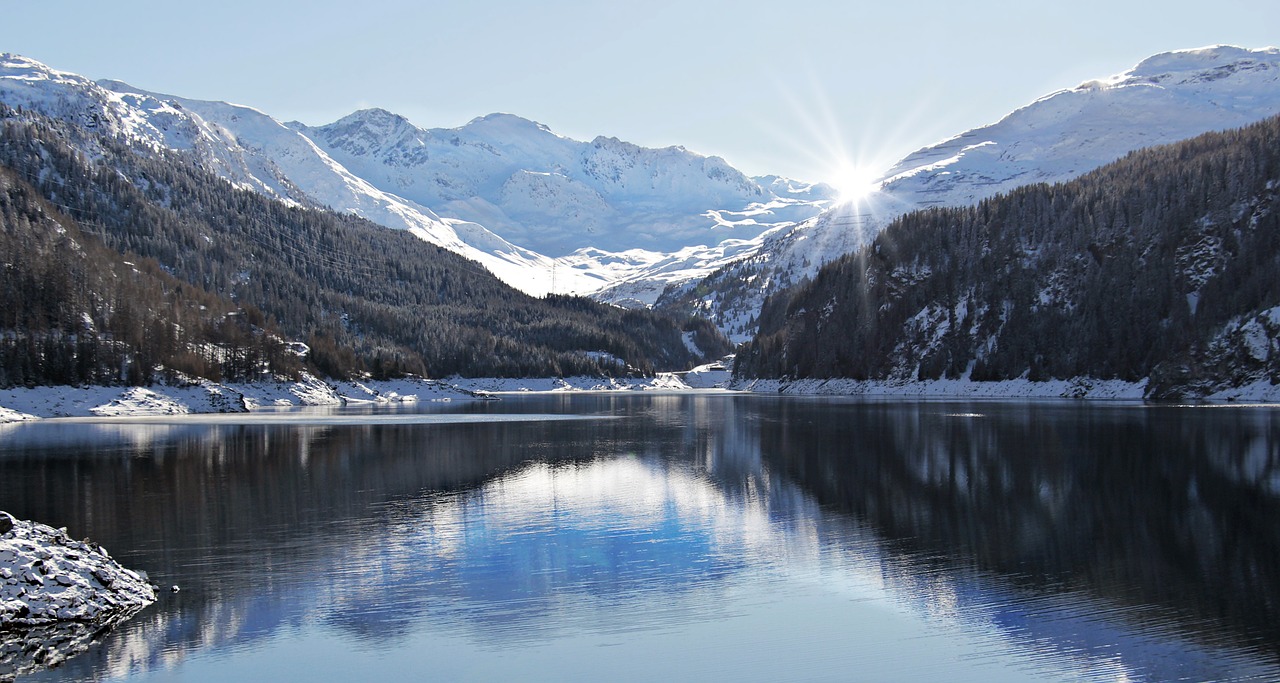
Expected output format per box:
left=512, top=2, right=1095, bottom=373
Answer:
left=1, top=512, right=156, bottom=679
left=0, top=373, right=703, bottom=422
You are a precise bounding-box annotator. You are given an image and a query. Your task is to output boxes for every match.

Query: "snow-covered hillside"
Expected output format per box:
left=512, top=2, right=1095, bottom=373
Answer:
left=4, top=47, right=1279, bottom=315
left=0, top=53, right=832, bottom=298
left=661, top=45, right=1280, bottom=340
left=294, top=110, right=833, bottom=256
left=0, top=54, right=575, bottom=293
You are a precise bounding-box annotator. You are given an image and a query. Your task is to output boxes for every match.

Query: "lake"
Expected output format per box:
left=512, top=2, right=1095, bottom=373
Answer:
left=1, top=393, right=1278, bottom=682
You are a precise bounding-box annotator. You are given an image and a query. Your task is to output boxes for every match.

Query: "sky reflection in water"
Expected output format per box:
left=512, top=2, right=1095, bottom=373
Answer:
left=1, top=395, right=1278, bottom=682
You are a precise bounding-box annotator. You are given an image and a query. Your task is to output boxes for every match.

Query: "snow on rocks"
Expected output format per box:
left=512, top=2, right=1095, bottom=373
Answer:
left=679, top=358, right=735, bottom=389
left=0, top=373, right=493, bottom=420
left=449, top=375, right=691, bottom=393
left=0, top=512, right=155, bottom=629
left=0, top=408, right=36, bottom=425
left=0, top=513, right=157, bottom=680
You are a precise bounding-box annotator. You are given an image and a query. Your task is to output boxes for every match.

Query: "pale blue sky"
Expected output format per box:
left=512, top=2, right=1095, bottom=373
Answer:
left=3, top=1, right=1278, bottom=183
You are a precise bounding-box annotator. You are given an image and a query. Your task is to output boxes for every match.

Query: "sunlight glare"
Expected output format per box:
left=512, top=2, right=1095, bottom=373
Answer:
left=754, top=61, right=948, bottom=206
left=829, top=161, right=881, bottom=203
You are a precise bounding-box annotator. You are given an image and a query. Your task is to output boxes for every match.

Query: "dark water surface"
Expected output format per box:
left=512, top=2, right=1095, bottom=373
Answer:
left=1, top=394, right=1279, bottom=681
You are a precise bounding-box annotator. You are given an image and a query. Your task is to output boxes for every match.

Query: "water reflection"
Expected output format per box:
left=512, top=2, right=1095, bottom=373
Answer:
left=0, top=397, right=1277, bottom=682
left=756, top=401, right=1280, bottom=649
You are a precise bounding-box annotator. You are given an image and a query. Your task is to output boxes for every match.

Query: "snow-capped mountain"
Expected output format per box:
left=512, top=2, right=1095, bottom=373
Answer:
left=661, top=45, right=1280, bottom=340
left=0, top=54, right=570, bottom=293
left=4, top=46, right=1279, bottom=322
left=878, top=45, right=1280, bottom=206
left=0, top=53, right=833, bottom=299
left=294, top=110, right=833, bottom=256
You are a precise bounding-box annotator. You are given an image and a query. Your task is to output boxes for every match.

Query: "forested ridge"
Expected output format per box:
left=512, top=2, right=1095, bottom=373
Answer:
left=0, top=106, right=730, bottom=387
left=0, top=165, right=304, bottom=386
left=738, top=115, right=1280, bottom=398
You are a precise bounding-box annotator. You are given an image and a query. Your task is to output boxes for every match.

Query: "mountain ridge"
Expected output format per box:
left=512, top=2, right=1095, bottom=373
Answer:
left=656, top=44, right=1280, bottom=340
left=4, top=47, right=1280, bottom=329
left=735, top=112, right=1280, bottom=399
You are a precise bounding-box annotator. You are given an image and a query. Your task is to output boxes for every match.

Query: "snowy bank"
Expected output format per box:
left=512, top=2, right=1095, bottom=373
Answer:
left=449, top=375, right=691, bottom=393
left=0, top=512, right=156, bottom=628
left=0, top=373, right=491, bottom=421
left=733, top=377, right=1152, bottom=400
left=1, top=512, right=156, bottom=679
left=678, top=359, right=734, bottom=389
left=0, top=373, right=704, bottom=421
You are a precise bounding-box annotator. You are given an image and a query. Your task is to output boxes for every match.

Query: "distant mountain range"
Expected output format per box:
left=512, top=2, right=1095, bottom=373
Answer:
left=0, top=104, right=730, bottom=386
left=2, top=46, right=1279, bottom=342
left=0, top=54, right=834, bottom=301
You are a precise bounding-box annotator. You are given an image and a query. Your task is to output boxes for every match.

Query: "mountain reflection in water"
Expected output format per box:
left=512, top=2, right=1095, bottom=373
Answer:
left=0, top=396, right=1277, bottom=682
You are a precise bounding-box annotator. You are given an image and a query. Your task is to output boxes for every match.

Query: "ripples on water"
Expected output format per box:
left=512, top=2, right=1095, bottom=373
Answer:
left=1, top=396, right=1278, bottom=682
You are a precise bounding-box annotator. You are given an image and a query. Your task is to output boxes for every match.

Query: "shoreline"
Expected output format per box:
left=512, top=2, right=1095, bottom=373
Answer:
left=729, top=376, right=1280, bottom=403
left=3, top=373, right=1278, bottom=423
left=0, top=373, right=695, bottom=422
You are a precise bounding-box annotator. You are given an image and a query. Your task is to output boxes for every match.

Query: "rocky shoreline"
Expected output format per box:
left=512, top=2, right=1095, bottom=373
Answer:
left=1, top=512, right=156, bottom=679
left=0, top=373, right=703, bottom=423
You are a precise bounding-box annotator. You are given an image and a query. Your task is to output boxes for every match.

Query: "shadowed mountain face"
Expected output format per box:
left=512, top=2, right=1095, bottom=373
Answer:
left=736, top=114, right=1280, bottom=397
left=658, top=46, right=1280, bottom=338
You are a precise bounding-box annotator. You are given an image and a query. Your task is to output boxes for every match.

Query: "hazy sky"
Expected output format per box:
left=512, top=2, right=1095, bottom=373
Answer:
left=3, top=1, right=1278, bottom=184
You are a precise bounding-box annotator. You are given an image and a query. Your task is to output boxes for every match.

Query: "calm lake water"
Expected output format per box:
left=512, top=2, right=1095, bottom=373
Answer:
left=2, top=393, right=1279, bottom=682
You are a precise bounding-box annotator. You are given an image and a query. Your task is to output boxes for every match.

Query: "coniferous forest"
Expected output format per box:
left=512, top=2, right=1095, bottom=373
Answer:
left=737, top=115, right=1280, bottom=398
left=0, top=106, right=730, bottom=387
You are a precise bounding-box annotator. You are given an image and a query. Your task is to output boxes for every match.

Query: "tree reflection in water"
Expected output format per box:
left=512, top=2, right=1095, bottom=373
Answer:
left=0, top=397, right=1276, bottom=681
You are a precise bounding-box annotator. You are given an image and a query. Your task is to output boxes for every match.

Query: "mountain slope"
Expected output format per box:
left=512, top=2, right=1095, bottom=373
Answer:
left=658, top=45, right=1280, bottom=340
left=0, top=54, right=566, bottom=294
left=295, top=109, right=833, bottom=256
left=0, top=106, right=729, bottom=380
left=0, top=162, right=301, bottom=387
left=0, top=53, right=833, bottom=300
left=736, top=114, right=1280, bottom=398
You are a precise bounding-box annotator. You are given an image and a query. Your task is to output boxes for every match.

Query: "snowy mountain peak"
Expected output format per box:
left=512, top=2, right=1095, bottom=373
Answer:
left=878, top=44, right=1280, bottom=206
left=1126, top=44, right=1279, bottom=83
left=0, top=53, right=78, bottom=83
left=462, top=112, right=557, bottom=137
left=294, top=105, right=830, bottom=258
left=301, top=107, right=428, bottom=163
left=335, top=107, right=416, bottom=131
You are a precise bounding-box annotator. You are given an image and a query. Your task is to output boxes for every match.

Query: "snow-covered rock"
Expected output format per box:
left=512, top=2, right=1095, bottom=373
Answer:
left=681, top=358, right=735, bottom=389
left=0, top=407, right=36, bottom=424
left=0, top=513, right=156, bottom=679
left=447, top=375, right=691, bottom=393
left=0, top=512, right=156, bottom=628
left=0, top=374, right=494, bottom=420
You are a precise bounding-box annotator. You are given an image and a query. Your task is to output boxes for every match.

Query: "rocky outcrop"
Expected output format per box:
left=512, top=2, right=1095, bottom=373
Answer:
left=1, top=512, right=156, bottom=680
left=0, top=512, right=156, bottom=627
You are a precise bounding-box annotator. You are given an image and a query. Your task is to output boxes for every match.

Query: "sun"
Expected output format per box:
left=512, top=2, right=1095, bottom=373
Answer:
left=829, top=161, right=881, bottom=203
